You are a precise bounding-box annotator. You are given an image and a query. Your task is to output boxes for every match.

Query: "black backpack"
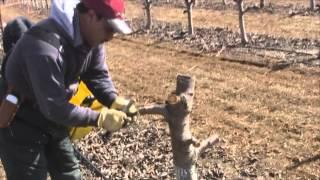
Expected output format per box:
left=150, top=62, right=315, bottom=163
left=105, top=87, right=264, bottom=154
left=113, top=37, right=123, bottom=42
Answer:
left=0, top=17, right=69, bottom=103
left=1, top=16, right=34, bottom=79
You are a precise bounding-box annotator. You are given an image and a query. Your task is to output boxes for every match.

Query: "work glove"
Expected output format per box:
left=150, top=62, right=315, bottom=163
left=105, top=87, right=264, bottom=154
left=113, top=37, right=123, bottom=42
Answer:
left=111, top=96, right=138, bottom=118
left=97, top=108, right=127, bottom=132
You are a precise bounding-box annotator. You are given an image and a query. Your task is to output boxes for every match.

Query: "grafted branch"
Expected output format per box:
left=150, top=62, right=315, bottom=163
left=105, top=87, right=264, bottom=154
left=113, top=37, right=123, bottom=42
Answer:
left=139, top=104, right=168, bottom=118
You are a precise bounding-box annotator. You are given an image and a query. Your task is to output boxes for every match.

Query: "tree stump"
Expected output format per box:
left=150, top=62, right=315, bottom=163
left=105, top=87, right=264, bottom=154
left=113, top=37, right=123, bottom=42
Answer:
left=139, top=75, right=219, bottom=180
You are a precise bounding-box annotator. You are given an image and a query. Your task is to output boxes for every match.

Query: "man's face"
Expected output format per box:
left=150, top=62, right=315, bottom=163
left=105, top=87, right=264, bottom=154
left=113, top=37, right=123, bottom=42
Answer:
left=80, top=10, right=115, bottom=47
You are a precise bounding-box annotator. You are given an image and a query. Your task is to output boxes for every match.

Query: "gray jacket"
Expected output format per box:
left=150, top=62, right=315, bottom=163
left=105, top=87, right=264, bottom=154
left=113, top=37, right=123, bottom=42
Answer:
left=5, top=18, right=117, bottom=127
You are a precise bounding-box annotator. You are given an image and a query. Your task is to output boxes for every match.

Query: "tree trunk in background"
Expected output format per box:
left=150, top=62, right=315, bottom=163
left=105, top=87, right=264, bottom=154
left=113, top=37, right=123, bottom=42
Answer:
left=310, top=0, right=316, bottom=10
left=222, top=0, right=227, bottom=5
left=144, top=0, right=152, bottom=29
left=235, top=0, right=248, bottom=44
left=260, top=0, right=265, bottom=8
left=45, top=0, right=49, bottom=10
left=139, top=75, right=219, bottom=180
left=185, top=0, right=195, bottom=35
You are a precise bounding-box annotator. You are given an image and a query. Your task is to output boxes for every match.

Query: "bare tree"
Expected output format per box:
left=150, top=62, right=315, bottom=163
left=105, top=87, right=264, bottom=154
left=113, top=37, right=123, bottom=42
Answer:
left=139, top=75, right=219, bottom=180
left=310, top=0, right=316, bottom=10
left=144, top=0, right=153, bottom=29
left=184, top=0, right=196, bottom=35
left=234, top=0, right=248, bottom=44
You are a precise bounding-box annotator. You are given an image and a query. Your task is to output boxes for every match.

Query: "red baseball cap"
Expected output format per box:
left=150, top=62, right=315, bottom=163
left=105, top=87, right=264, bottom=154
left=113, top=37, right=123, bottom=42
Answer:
left=82, top=0, right=132, bottom=34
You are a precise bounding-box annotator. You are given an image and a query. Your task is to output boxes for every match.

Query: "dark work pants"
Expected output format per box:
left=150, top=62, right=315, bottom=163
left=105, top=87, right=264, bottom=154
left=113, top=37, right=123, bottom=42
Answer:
left=0, top=118, right=82, bottom=180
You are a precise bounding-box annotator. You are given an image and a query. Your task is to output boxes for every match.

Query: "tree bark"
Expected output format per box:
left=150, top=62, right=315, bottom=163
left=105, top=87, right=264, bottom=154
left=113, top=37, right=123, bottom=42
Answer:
left=144, top=0, right=152, bottom=29
left=185, top=0, right=195, bottom=35
left=139, top=75, right=219, bottom=180
left=234, top=0, right=248, bottom=45
left=310, top=0, right=316, bottom=10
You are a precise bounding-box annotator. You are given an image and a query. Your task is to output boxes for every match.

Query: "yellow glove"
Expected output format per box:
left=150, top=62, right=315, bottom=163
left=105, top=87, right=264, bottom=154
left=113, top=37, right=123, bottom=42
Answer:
left=97, top=108, right=127, bottom=132
left=111, top=96, right=138, bottom=117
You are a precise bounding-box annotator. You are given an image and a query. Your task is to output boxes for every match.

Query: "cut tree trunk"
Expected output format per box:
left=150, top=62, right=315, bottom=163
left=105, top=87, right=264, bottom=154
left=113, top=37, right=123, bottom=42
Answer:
left=139, top=75, right=219, bottom=180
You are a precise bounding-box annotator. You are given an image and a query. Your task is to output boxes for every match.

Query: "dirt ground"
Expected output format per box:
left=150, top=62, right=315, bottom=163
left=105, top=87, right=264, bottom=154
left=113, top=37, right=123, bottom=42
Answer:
left=0, top=1, right=319, bottom=179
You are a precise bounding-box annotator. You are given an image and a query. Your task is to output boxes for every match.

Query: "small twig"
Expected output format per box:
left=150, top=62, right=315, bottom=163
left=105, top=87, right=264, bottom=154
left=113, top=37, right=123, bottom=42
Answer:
left=197, top=135, right=219, bottom=155
left=215, top=45, right=226, bottom=57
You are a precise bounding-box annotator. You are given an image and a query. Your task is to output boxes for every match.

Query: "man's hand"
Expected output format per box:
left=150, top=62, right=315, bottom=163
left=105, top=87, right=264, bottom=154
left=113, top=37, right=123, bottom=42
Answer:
left=111, top=96, right=138, bottom=117
left=97, top=108, right=127, bottom=132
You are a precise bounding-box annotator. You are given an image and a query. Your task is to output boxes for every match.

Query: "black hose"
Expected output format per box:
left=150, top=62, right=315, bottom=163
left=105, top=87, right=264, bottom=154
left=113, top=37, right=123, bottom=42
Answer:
left=73, top=144, right=109, bottom=180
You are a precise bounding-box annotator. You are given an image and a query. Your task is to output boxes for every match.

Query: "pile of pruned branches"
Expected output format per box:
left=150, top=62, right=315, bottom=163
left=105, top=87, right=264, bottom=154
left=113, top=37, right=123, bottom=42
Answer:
left=131, top=18, right=320, bottom=51
left=77, top=121, right=224, bottom=179
left=129, top=18, right=320, bottom=67
left=150, top=0, right=320, bottom=16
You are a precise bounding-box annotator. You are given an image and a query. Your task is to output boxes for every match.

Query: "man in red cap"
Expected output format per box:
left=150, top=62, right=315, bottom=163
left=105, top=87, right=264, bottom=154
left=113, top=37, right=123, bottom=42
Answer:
left=0, top=0, right=136, bottom=179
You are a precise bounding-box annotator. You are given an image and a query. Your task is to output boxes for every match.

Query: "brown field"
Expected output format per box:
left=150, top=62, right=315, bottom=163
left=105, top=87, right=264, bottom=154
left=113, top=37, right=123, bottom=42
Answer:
left=0, top=0, right=319, bottom=179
